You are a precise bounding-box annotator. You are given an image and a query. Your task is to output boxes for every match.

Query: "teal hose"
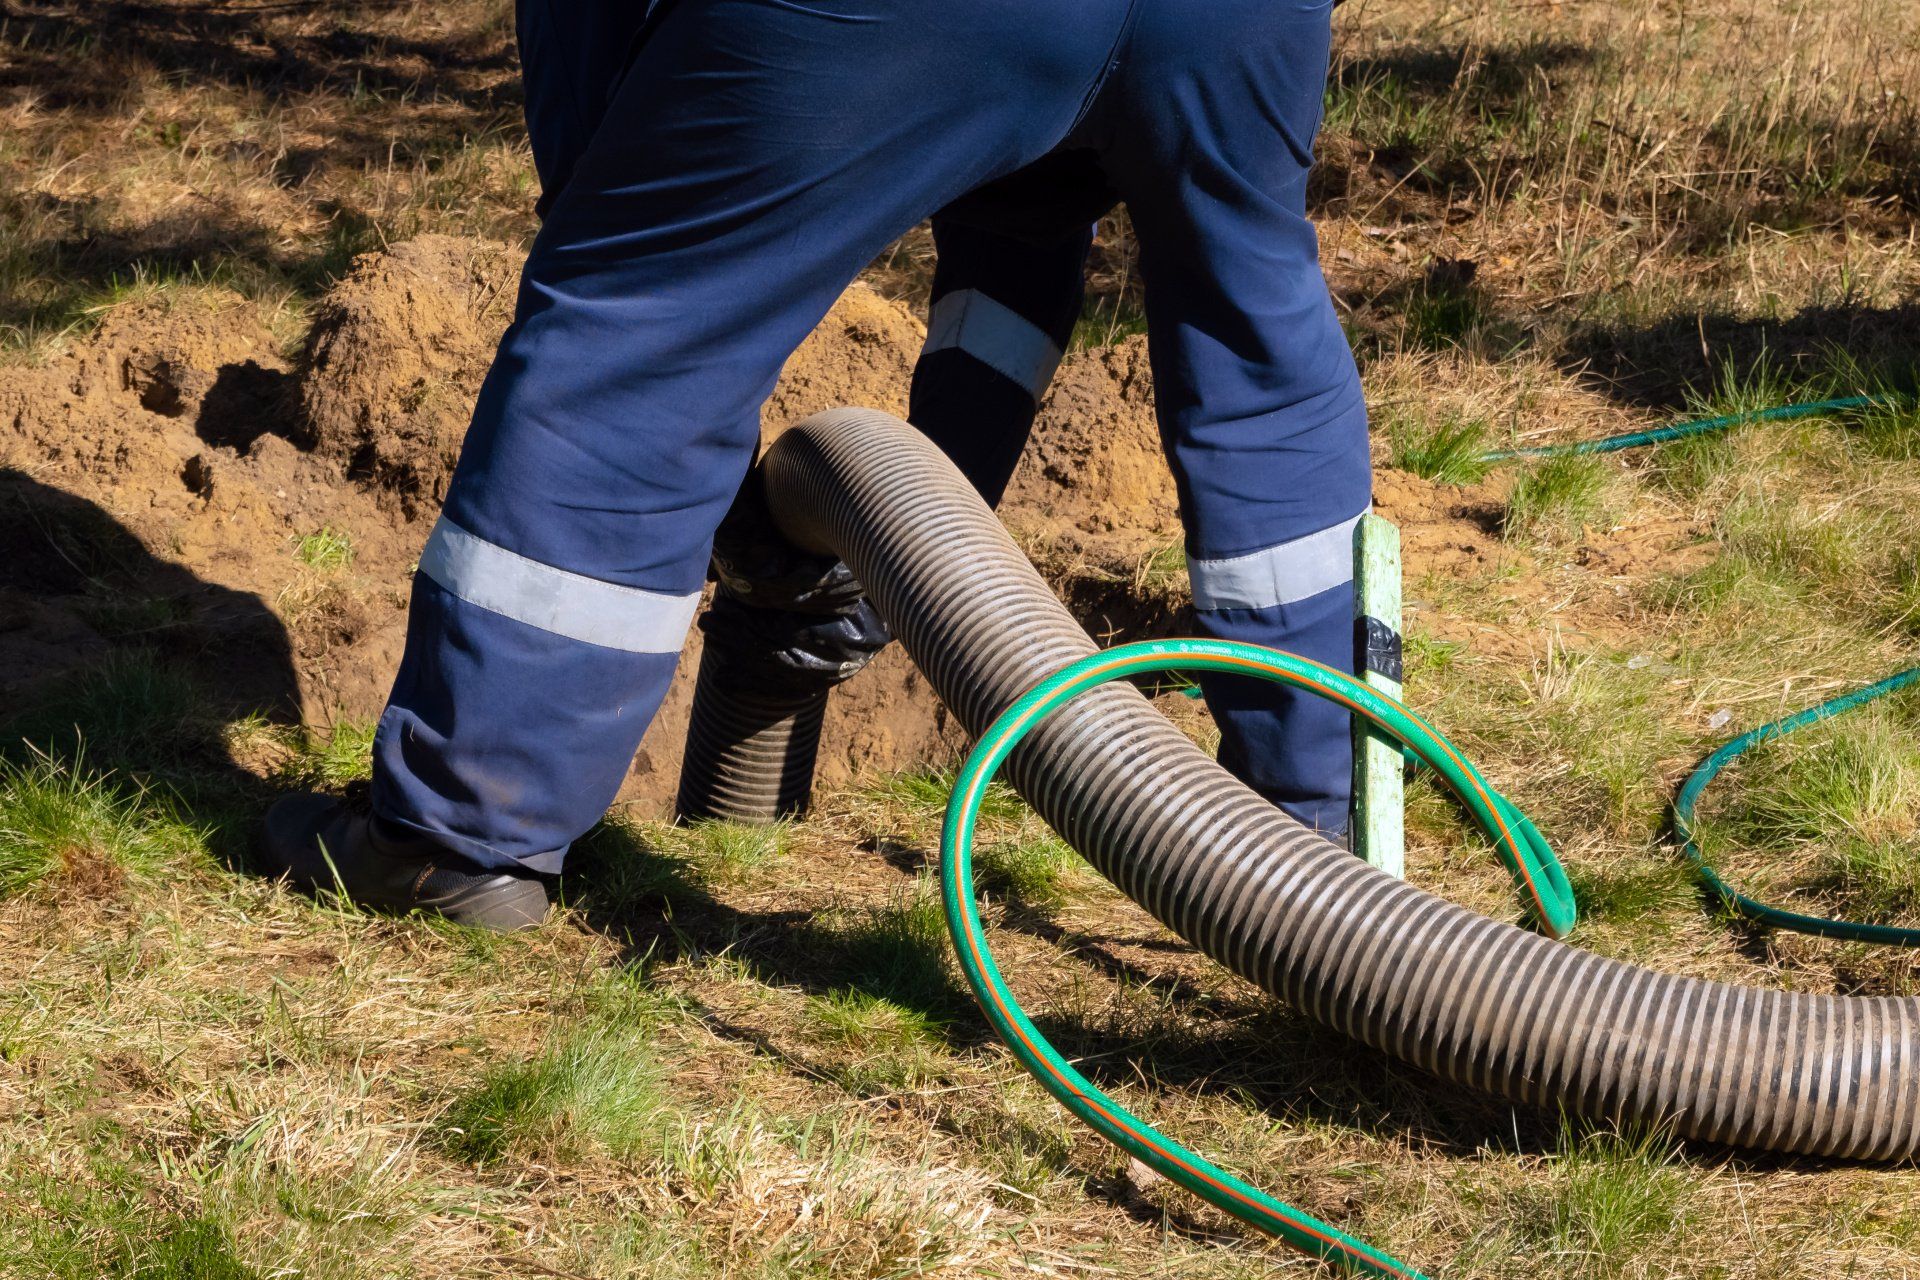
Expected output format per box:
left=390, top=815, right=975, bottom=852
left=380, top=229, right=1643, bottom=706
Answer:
left=1672, top=667, right=1920, bottom=947
left=1482, top=390, right=1920, bottom=945
left=942, top=638, right=1579, bottom=1280
left=1478, top=394, right=1902, bottom=461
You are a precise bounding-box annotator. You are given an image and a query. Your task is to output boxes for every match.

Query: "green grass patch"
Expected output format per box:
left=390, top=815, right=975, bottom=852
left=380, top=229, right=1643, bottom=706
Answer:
left=1323, top=66, right=1449, bottom=155
left=1458, top=650, right=1680, bottom=841
left=1853, top=392, right=1920, bottom=462
left=1643, top=553, right=1796, bottom=622
left=1688, top=349, right=1809, bottom=423
left=1717, top=713, right=1920, bottom=848
left=1403, top=629, right=1466, bottom=677
left=291, top=526, right=355, bottom=572
left=562, top=816, right=705, bottom=916
left=278, top=721, right=377, bottom=789
left=864, top=767, right=1025, bottom=833
left=1134, top=540, right=1187, bottom=591
left=803, top=989, right=945, bottom=1093
left=974, top=833, right=1082, bottom=907
left=73, top=592, right=196, bottom=642
left=954, top=1103, right=1079, bottom=1200
left=1388, top=411, right=1494, bottom=484
left=658, top=818, right=792, bottom=886
left=1401, top=276, right=1495, bottom=351
left=1564, top=860, right=1695, bottom=925
left=1718, top=493, right=1874, bottom=590
left=563, top=817, right=789, bottom=909
left=0, top=1186, right=255, bottom=1280
left=1648, top=427, right=1749, bottom=501
left=0, top=754, right=205, bottom=897
left=1887, top=549, right=1920, bottom=638
left=440, top=1024, right=675, bottom=1165
left=1071, top=295, right=1149, bottom=350
left=1699, top=708, right=1920, bottom=921
left=1503, top=454, right=1615, bottom=542
left=819, top=879, right=963, bottom=1020
left=3, top=650, right=218, bottom=776
left=1496, top=1123, right=1692, bottom=1279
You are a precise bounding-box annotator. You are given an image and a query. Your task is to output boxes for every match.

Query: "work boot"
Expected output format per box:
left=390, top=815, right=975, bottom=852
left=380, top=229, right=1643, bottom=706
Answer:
left=258, top=794, right=549, bottom=932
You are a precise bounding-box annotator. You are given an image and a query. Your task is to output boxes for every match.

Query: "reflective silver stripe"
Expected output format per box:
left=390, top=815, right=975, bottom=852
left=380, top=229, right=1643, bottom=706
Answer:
left=1188, top=512, right=1366, bottom=612
left=922, top=289, right=1064, bottom=401
left=418, top=517, right=700, bottom=654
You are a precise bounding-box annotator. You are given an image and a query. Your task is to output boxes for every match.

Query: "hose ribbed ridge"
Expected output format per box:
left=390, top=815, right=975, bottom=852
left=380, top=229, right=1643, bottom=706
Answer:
left=675, top=644, right=827, bottom=822
left=760, top=407, right=1920, bottom=1161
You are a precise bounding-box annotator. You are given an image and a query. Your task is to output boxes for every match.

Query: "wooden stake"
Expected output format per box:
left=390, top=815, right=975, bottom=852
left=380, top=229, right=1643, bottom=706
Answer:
left=1352, top=514, right=1405, bottom=878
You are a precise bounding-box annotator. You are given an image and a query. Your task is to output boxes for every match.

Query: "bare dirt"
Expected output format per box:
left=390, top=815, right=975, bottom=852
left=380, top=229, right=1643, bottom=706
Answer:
left=0, top=234, right=1706, bottom=813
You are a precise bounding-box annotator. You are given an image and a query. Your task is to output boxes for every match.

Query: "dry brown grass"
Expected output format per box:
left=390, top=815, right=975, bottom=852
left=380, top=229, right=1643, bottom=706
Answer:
left=3, top=0, right=1920, bottom=1276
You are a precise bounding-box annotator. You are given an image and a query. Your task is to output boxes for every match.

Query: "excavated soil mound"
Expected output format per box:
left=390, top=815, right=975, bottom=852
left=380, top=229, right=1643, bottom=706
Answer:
left=300, top=235, right=523, bottom=518
left=0, top=286, right=413, bottom=724
left=0, top=242, right=971, bottom=812
left=1007, top=336, right=1179, bottom=550
left=761, top=284, right=922, bottom=437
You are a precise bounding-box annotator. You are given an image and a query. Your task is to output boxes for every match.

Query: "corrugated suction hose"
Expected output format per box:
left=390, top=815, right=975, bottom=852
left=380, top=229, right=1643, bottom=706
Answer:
left=742, top=406, right=1918, bottom=1162
left=676, top=653, right=825, bottom=821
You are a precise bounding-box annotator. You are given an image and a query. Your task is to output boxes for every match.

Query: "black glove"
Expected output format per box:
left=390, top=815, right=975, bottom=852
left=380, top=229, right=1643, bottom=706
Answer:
left=702, top=462, right=893, bottom=693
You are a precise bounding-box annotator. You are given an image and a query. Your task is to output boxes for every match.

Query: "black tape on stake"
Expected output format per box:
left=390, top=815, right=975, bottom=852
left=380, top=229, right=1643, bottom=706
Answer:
left=1356, top=615, right=1403, bottom=685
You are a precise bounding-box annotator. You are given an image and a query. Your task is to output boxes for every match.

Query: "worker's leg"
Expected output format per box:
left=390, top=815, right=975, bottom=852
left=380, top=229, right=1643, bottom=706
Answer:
left=1096, top=0, right=1369, bottom=836
left=911, top=155, right=1117, bottom=503
left=514, top=0, right=660, bottom=213
left=372, top=0, right=1125, bottom=873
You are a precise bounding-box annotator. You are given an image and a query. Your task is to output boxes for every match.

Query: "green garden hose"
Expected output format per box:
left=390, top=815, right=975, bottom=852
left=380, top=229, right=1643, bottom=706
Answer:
left=1478, top=394, right=1904, bottom=462
left=725, top=403, right=1920, bottom=1280
left=940, top=638, right=1578, bottom=1280
left=1672, top=666, right=1920, bottom=947
left=1481, top=391, right=1920, bottom=945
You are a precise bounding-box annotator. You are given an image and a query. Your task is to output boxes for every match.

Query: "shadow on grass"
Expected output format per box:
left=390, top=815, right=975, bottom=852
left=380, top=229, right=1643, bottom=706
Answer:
left=0, top=468, right=300, bottom=861
left=1311, top=37, right=1599, bottom=215
left=0, top=0, right=515, bottom=119
left=1560, top=301, right=1920, bottom=414
left=564, top=820, right=977, bottom=1026
left=565, top=815, right=1584, bottom=1159
left=0, top=0, right=525, bottom=336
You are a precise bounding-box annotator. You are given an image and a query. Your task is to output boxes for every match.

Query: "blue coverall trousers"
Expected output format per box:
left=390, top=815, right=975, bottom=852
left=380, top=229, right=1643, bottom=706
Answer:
left=372, top=0, right=1372, bottom=873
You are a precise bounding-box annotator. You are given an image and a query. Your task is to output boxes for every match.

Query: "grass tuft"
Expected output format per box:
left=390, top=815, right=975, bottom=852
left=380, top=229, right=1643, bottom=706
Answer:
left=1132, top=540, right=1188, bottom=592
left=1564, top=861, right=1695, bottom=925
left=804, top=989, right=945, bottom=1093
left=1503, top=455, right=1615, bottom=542
left=440, top=1024, right=674, bottom=1165
left=0, top=753, right=205, bottom=897
left=1498, top=1123, right=1692, bottom=1279
left=865, top=767, right=1025, bottom=830
left=1402, top=275, right=1496, bottom=351
left=974, top=833, right=1083, bottom=907
left=279, top=721, right=377, bottom=789
left=1388, top=411, right=1494, bottom=483
left=1853, top=392, right=1920, bottom=462
left=3, top=650, right=217, bottom=776
left=1701, top=708, right=1920, bottom=922
left=660, top=818, right=792, bottom=885
left=1, top=1191, right=256, bottom=1280
left=292, top=526, right=355, bottom=572
left=821, top=879, right=964, bottom=1019
left=1072, top=295, right=1149, bottom=350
